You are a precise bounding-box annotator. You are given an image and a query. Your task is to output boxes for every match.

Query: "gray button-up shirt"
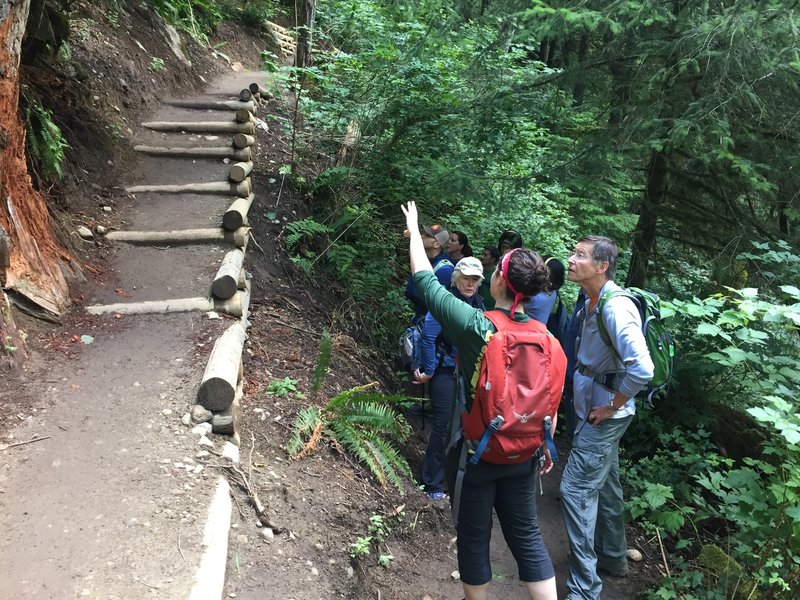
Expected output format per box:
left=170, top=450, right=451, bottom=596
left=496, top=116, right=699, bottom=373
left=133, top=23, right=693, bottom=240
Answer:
left=573, top=281, right=654, bottom=420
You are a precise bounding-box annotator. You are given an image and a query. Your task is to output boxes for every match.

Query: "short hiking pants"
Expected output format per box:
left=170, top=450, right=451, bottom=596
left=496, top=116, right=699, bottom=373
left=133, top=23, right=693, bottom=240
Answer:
left=446, top=449, right=555, bottom=586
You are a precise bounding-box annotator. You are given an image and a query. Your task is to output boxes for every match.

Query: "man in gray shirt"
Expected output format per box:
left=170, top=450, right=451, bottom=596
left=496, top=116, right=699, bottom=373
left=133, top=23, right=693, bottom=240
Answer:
left=560, top=236, right=654, bottom=600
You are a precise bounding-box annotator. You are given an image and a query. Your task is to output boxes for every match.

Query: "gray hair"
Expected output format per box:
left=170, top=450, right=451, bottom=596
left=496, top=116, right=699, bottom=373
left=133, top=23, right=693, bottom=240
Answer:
left=579, top=235, right=618, bottom=280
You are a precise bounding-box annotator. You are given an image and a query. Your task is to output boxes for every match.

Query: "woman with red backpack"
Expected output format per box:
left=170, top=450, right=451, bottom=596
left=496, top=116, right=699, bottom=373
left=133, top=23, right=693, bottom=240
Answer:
left=401, top=201, right=566, bottom=600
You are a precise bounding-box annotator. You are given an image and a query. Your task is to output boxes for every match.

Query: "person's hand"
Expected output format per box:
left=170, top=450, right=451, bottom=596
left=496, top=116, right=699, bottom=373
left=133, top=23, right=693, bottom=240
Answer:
left=539, top=447, right=554, bottom=475
left=413, top=368, right=432, bottom=384
left=588, top=404, right=615, bottom=426
left=401, top=201, right=419, bottom=235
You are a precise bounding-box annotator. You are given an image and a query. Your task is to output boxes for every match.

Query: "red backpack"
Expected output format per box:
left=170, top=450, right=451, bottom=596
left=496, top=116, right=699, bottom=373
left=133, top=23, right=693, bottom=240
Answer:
left=462, top=310, right=567, bottom=465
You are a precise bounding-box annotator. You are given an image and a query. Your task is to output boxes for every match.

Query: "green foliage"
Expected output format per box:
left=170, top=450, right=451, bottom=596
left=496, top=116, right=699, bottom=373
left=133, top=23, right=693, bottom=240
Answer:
left=287, top=383, right=413, bottom=492
left=144, top=0, right=224, bottom=43
left=309, top=329, right=332, bottom=400
left=25, top=102, right=68, bottom=180
left=350, top=512, right=398, bottom=567
left=266, top=376, right=303, bottom=398
left=149, top=56, right=165, bottom=72
left=625, top=246, right=800, bottom=597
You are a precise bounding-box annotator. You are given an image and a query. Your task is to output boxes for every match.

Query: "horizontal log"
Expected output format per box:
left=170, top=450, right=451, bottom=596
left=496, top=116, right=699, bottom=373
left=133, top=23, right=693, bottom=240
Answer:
left=223, top=194, right=255, bottom=231
left=126, top=179, right=251, bottom=196
left=229, top=161, right=253, bottom=183
left=248, top=83, right=274, bottom=100
left=142, top=121, right=256, bottom=134
left=134, top=145, right=251, bottom=161
left=212, top=249, right=245, bottom=299
left=232, top=134, right=255, bottom=149
left=85, top=294, right=245, bottom=317
left=235, top=108, right=256, bottom=124
left=105, top=227, right=249, bottom=248
left=165, top=99, right=255, bottom=112
left=197, top=322, right=246, bottom=411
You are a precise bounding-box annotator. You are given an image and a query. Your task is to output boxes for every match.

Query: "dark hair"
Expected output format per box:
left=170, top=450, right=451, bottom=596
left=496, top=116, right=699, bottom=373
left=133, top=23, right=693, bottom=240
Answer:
left=543, top=256, right=566, bottom=290
left=452, top=230, right=473, bottom=257
left=498, top=229, right=523, bottom=251
left=483, top=245, right=500, bottom=263
left=578, top=235, right=618, bottom=280
left=502, top=249, right=551, bottom=301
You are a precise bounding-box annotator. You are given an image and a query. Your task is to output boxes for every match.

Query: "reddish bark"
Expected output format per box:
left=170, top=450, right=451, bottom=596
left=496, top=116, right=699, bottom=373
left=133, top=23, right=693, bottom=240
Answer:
left=0, top=0, right=71, bottom=319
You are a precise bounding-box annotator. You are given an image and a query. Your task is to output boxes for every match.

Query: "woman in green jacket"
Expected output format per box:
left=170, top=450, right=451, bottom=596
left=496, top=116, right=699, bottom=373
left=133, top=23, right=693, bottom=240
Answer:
left=402, top=201, right=560, bottom=600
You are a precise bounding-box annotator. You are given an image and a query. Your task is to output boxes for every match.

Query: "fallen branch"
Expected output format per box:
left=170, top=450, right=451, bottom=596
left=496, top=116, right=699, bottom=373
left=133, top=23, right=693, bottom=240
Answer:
left=223, top=461, right=284, bottom=533
left=656, top=528, right=671, bottom=578
left=0, top=436, right=51, bottom=450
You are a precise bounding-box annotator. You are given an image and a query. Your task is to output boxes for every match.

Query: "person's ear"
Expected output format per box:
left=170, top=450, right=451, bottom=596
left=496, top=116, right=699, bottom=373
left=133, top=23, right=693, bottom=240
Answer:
left=597, top=260, right=609, bottom=275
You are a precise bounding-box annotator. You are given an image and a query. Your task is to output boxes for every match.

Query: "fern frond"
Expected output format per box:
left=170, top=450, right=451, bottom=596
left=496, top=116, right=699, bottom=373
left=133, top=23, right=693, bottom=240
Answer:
left=325, top=382, right=381, bottom=410
left=310, top=329, right=332, bottom=400
left=334, top=401, right=411, bottom=442
left=285, top=217, right=331, bottom=248
left=286, top=406, right=323, bottom=456
left=330, top=419, right=383, bottom=482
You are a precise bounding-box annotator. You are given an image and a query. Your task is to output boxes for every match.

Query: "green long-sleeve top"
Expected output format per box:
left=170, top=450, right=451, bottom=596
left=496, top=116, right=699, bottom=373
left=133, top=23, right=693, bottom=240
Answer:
left=413, top=270, right=532, bottom=386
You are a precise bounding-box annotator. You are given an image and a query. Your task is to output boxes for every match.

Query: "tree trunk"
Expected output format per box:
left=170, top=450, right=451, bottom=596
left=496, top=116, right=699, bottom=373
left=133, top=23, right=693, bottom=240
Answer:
left=1, top=0, right=71, bottom=327
left=627, top=150, right=668, bottom=288
left=295, top=0, right=316, bottom=69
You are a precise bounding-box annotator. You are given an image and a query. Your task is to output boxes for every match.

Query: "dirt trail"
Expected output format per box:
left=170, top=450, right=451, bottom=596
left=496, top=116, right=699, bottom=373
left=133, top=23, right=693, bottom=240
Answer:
left=0, top=69, right=267, bottom=599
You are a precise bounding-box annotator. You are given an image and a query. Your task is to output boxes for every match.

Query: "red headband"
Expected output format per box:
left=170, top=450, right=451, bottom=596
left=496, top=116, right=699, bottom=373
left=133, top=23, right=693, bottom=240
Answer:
left=500, top=249, right=524, bottom=315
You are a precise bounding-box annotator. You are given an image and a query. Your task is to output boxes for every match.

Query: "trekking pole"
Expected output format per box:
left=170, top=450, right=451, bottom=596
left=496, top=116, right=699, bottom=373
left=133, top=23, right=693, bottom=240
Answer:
left=537, top=452, right=546, bottom=496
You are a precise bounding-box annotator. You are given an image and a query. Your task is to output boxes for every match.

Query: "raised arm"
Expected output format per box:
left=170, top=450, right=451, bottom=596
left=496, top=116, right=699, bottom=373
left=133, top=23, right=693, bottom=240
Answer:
left=401, top=201, right=433, bottom=274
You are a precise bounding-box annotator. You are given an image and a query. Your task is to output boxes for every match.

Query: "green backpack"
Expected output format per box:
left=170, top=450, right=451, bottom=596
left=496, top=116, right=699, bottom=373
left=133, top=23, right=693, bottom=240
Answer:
left=597, top=286, right=676, bottom=401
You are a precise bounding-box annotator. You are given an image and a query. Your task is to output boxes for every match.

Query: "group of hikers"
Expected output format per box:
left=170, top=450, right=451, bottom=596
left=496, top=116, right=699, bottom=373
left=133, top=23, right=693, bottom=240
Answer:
left=401, top=201, right=655, bottom=600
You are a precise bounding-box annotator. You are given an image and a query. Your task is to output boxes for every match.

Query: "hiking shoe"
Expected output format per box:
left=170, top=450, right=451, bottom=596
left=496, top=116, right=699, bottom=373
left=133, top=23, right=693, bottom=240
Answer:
left=596, top=557, right=629, bottom=578
left=426, top=491, right=447, bottom=501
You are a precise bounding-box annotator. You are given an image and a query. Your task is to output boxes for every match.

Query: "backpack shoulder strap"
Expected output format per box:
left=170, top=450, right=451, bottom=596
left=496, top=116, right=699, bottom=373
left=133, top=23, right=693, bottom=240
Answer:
left=596, top=288, right=638, bottom=353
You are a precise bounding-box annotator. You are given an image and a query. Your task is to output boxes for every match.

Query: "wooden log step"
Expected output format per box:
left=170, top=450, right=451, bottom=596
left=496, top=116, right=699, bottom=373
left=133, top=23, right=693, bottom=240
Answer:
left=134, top=145, right=252, bottom=161
left=249, top=84, right=274, bottom=102
left=165, top=100, right=255, bottom=112
left=211, top=379, right=243, bottom=435
left=229, top=161, right=253, bottom=183
left=105, top=227, right=249, bottom=248
left=232, top=134, right=255, bottom=149
left=85, top=293, right=246, bottom=317
left=235, top=108, right=256, bottom=124
left=126, top=179, right=251, bottom=196
left=239, top=89, right=252, bottom=102
left=223, top=193, right=255, bottom=231
left=142, top=121, right=256, bottom=135
left=212, top=249, right=245, bottom=299
left=197, top=322, right=246, bottom=411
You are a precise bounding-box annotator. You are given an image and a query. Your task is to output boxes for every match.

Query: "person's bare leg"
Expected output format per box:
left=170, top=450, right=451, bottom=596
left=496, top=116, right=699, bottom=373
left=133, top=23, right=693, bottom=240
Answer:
left=524, top=576, right=557, bottom=600
left=463, top=582, right=489, bottom=600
